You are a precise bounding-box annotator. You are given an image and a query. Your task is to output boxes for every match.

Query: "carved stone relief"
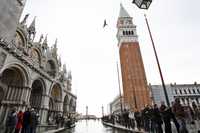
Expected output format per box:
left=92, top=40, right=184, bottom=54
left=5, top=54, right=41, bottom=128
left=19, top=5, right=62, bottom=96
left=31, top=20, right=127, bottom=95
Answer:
left=0, top=52, right=7, bottom=70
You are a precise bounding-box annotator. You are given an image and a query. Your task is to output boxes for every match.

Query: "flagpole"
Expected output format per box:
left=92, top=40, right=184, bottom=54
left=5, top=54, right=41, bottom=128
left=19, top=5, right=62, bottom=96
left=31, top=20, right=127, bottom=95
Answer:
left=116, top=62, right=123, bottom=112
left=144, top=14, right=170, bottom=106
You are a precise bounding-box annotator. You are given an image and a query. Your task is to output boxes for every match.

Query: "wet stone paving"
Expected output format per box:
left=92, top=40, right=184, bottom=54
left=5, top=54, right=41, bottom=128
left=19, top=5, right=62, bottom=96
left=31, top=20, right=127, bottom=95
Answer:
left=59, top=120, right=128, bottom=133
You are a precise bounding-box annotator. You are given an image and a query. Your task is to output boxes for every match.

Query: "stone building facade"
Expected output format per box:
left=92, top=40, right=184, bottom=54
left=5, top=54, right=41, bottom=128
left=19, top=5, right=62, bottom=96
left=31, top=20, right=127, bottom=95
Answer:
left=150, top=83, right=200, bottom=107
left=117, top=4, right=151, bottom=111
left=109, top=95, right=124, bottom=114
left=0, top=0, right=76, bottom=131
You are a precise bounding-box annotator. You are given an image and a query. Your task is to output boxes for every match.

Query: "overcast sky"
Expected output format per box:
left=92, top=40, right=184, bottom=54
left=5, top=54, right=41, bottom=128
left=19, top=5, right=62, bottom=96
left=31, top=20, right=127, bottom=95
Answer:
left=22, top=0, right=200, bottom=116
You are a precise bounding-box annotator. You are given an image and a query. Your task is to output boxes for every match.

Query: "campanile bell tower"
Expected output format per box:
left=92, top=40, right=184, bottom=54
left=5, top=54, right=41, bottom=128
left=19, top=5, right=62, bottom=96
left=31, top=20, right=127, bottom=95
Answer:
left=117, top=4, right=151, bottom=110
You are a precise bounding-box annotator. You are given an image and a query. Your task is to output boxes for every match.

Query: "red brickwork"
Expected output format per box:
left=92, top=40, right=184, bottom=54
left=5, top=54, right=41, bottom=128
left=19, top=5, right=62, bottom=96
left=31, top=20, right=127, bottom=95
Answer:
left=119, top=42, right=151, bottom=111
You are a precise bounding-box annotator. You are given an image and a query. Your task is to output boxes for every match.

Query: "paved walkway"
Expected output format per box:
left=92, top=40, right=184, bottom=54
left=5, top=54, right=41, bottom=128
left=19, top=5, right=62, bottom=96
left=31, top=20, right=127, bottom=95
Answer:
left=102, top=121, right=143, bottom=133
left=102, top=120, right=200, bottom=133
left=42, top=127, right=66, bottom=133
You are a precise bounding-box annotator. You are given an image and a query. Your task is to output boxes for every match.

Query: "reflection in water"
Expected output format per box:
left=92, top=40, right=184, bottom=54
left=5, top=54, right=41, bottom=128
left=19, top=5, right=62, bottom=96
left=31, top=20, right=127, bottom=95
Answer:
left=60, top=120, right=128, bottom=133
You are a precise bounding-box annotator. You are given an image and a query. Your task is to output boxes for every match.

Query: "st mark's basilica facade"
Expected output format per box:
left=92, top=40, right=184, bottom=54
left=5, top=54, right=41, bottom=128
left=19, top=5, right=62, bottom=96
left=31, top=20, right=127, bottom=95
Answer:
left=0, top=0, right=77, bottom=130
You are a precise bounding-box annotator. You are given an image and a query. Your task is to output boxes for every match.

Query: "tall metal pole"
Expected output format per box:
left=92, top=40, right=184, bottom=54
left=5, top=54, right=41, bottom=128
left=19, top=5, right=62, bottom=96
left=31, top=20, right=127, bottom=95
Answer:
left=144, top=14, right=170, bottom=106
left=116, top=62, right=123, bottom=112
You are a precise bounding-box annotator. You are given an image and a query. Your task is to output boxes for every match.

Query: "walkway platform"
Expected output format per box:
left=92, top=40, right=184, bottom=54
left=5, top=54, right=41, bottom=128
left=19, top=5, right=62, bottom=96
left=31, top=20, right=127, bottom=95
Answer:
left=42, top=127, right=66, bottom=133
left=102, top=121, right=144, bottom=133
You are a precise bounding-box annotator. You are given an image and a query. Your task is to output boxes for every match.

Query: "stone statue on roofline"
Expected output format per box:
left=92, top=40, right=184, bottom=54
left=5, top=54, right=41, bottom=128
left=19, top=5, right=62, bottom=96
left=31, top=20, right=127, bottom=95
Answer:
left=21, top=14, right=29, bottom=25
left=39, top=34, right=44, bottom=44
left=52, top=39, right=58, bottom=57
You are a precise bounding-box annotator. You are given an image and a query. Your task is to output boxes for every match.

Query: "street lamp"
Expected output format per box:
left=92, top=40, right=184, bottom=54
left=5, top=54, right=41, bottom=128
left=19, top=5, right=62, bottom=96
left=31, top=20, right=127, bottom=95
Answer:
left=132, top=0, right=152, bottom=9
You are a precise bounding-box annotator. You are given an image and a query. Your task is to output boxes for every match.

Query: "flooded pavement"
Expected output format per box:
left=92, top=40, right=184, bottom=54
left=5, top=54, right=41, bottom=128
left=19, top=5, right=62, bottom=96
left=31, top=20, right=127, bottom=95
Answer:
left=59, top=120, right=129, bottom=133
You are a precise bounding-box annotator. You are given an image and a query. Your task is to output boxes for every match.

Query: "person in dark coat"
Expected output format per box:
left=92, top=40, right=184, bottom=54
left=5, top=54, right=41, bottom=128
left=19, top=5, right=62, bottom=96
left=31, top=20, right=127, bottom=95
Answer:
left=22, top=108, right=31, bottom=133
left=30, top=108, right=39, bottom=133
left=123, top=109, right=129, bottom=128
left=172, top=99, right=188, bottom=133
left=142, top=105, right=151, bottom=132
left=152, top=104, right=163, bottom=133
left=160, top=101, right=172, bottom=133
left=134, top=110, right=142, bottom=131
left=5, top=107, right=18, bottom=133
left=170, top=102, right=180, bottom=133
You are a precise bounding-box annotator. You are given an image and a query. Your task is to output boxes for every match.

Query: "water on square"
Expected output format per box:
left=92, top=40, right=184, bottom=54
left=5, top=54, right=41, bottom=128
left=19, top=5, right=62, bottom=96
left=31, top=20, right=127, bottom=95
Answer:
left=59, top=120, right=129, bottom=133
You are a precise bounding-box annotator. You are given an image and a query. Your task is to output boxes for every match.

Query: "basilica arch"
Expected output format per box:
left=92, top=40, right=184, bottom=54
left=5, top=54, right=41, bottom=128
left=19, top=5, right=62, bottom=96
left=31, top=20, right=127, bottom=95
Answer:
left=69, top=98, right=75, bottom=113
left=63, top=95, right=69, bottom=116
left=29, top=78, right=46, bottom=109
left=47, top=83, right=62, bottom=123
left=49, top=83, right=62, bottom=111
left=0, top=64, right=30, bottom=123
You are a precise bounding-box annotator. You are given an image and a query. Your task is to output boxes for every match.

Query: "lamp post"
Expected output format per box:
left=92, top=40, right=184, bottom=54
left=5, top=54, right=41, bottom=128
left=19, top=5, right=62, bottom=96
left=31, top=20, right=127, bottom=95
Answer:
left=132, top=0, right=153, bottom=10
left=144, top=14, right=170, bottom=106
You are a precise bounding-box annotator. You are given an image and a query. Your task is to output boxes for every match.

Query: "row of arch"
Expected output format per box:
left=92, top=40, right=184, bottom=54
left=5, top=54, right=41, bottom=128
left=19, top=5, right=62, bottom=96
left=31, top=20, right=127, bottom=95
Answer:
left=174, top=87, right=200, bottom=95
left=0, top=63, right=75, bottom=124
left=122, top=30, right=134, bottom=36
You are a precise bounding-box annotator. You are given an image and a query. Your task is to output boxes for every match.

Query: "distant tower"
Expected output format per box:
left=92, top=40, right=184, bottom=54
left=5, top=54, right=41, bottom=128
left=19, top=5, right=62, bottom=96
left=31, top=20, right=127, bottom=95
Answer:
left=86, top=106, right=88, bottom=118
left=117, top=4, right=151, bottom=111
left=0, top=0, right=27, bottom=42
left=101, top=105, right=104, bottom=117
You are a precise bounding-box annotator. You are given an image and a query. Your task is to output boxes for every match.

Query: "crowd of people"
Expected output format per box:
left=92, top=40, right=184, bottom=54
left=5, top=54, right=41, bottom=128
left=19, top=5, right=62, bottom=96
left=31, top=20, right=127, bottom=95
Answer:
left=4, top=107, right=39, bottom=133
left=102, top=99, right=200, bottom=133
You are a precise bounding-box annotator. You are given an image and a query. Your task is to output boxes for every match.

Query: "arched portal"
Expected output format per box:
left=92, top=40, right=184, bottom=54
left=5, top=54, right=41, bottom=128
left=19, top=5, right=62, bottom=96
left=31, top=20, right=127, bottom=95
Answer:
left=0, top=66, right=27, bottom=123
left=49, top=83, right=62, bottom=112
left=47, top=83, right=62, bottom=124
left=0, top=67, right=24, bottom=86
left=63, top=95, right=69, bottom=116
left=30, top=79, right=44, bottom=109
left=0, top=67, right=27, bottom=102
left=51, top=84, right=62, bottom=102
left=69, top=99, right=74, bottom=112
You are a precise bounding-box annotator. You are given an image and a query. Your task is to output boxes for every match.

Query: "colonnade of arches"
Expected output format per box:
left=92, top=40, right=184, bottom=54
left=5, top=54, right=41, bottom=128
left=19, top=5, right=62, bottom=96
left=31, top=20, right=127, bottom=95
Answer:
left=0, top=64, right=76, bottom=125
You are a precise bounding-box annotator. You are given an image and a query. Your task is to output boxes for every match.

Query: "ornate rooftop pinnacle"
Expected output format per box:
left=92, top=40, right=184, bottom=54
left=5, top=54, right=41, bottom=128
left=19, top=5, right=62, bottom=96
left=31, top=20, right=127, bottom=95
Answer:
left=28, top=17, right=36, bottom=41
left=63, top=64, right=67, bottom=74
left=68, top=71, right=72, bottom=80
left=39, top=34, right=44, bottom=43
left=21, top=14, right=30, bottom=25
left=119, top=3, right=130, bottom=18
left=52, top=38, right=58, bottom=57
left=42, top=34, right=48, bottom=50
left=28, top=17, right=36, bottom=32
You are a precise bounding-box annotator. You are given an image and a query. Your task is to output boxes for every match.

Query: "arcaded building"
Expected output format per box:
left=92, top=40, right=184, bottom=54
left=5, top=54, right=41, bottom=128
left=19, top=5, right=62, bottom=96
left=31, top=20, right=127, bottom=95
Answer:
left=0, top=0, right=76, bottom=131
left=117, top=4, right=151, bottom=111
left=150, top=83, right=200, bottom=107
